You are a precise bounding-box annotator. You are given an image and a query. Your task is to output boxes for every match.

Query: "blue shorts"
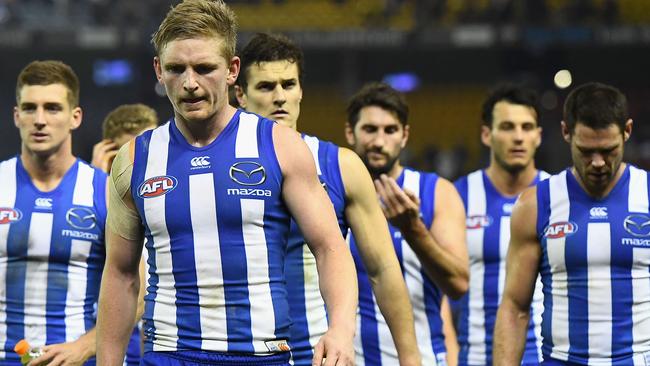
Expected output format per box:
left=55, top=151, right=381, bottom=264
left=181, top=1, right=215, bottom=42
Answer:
left=541, top=358, right=583, bottom=366
left=140, top=351, right=291, bottom=366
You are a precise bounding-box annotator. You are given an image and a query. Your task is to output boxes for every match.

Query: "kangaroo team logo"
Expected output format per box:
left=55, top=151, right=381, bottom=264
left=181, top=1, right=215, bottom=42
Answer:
left=0, top=208, right=22, bottom=224
left=66, top=207, right=97, bottom=230
left=138, top=175, right=178, bottom=198
left=544, top=221, right=578, bottom=239
left=623, top=214, right=650, bottom=237
left=229, top=162, right=266, bottom=186
left=466, top=215, right=493, bottom=229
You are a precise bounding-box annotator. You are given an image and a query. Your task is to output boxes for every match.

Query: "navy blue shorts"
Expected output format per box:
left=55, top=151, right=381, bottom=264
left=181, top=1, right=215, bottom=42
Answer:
left=140, top=351, right=291, bottom=366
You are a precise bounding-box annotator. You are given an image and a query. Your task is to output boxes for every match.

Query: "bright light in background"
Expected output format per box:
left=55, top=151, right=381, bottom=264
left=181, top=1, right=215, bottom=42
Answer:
left=554, top=69, right=572, bottom=89
left=383, top=72, right=420, bottom=93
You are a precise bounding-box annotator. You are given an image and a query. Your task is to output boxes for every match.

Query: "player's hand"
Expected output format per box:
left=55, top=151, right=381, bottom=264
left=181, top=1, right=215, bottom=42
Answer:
left=312, top=327, right=355, bottom=366
left=91, top=139, right=119, bottom=173
left=27, top=339, right=91, bottom=366
left=374, top=174, right=421, bottom=230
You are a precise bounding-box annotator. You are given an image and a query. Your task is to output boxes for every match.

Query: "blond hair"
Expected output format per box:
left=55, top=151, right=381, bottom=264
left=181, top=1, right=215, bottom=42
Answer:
left=151, top=0, right=237, bottom=61
left=103, top=104, right=158, bottom=140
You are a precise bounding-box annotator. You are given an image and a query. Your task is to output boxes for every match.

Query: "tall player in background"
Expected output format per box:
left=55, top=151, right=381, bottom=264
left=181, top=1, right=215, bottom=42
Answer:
left=91, top=103, right=159, bottom=366
left=0, top=60, right=107, bottom=365
left=96, top=1, right=358, bottom=365
left=494, top=82, right=650, bottom=365
left=453, top=84, right=547, bottom=366
left=345, top=82, right=469, bottom=365
left=234, top=33, right=421, bottom=366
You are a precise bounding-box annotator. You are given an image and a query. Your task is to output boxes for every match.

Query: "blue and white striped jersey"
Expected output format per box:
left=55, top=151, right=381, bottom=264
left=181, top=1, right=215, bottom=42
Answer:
left=537, top=165, right=650, bottom=365
left=285, top=135, right=348, bottom=365
left=131, top=111, right=292, bottom=355
left=350, top=168, right=447, bottom=366
left=0, top=157, right=107, bottom=363
left=454, top=169, right=548, bottom=366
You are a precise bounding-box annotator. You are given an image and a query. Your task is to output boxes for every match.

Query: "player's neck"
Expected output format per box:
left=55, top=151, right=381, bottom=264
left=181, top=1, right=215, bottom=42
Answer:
left=385, top=161, right=404, bottom=181
left=572, top=162, right=627, bottom=199
left=174, top=105, right=237, bottom=147
left=20, top=145, right=76, bottom=192
left=485, top=162, right=537, bottom=197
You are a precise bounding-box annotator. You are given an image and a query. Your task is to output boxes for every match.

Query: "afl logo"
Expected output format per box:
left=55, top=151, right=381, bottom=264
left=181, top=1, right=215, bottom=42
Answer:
left=544, top=221, right=578, bottom=239
left=466, top=215, right=492, bottom=229
left=0, top=208, right=22, bottom=224
left=138, top=175, right=178, bottom=198
left=229, top=161, right=266, bottom=186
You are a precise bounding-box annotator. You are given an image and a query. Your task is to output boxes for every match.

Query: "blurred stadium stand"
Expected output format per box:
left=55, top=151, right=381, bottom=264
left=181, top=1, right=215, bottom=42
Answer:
left=1, top=0, right=649, bottom=179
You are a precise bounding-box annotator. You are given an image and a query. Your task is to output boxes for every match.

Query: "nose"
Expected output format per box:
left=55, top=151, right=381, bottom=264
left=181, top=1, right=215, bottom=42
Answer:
left=34, top=107, right=47, bottom=128
left=183, top=70, right=199, bottom=93
left=513, top=126, right=524, bottom=143
left=591, top=153, right=606, bottom=168
left=371, top=130, right=386, bottom=148
left=272, top=85, right=286, bottom=106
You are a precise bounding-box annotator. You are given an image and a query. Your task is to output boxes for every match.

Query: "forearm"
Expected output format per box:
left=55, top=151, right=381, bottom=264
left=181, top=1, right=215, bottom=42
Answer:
left=96, top=265, right=140, bottom=365
left=315, top=246, right=358, bottom=336
left=493, top=299, right=530, bottom=366
left=401, top=220, right=468, bottom=299
left=369, top=265, right=421, bottom=365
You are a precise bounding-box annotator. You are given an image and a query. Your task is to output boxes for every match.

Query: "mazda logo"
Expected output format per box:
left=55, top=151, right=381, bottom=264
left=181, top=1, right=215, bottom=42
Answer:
left=229, top=161, right=266, bottom=186
left=623, top=214, right=650, bottom=237
left=66, top=207, right=97, bottom=230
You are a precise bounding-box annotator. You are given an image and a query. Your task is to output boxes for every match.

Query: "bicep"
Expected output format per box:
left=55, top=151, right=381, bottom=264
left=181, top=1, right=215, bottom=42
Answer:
left=431, top=179, right=467, bottom=260
left=107, top=143, right=143, bottom=242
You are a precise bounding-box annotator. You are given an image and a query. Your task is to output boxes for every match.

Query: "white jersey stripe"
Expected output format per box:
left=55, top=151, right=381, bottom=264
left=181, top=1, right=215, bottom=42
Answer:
left=548, top=171, right=570, bottom=361
left=302, top=242, right=326, bottom=350
left=466, top=170, right=486, bottom=364
left=65, top=239, right=92, bottom=342
left=586, top=223, right=612, bottom=360
left=72, top=162, right=95, bottom=207
left=23, top=212, right=53, bottom=346
left=143, top=124, right=178, bottom=351
left=402, top=171, right=438, bottom=365
left=189, top=173, right=228, bottom=351
left=235, top=113, right=260, bottom=159
left=0, top=158, right=17, bottom=359
left=303, top=136, right=322, bottom=175
left=354, top=310, right=366, bottom=366
left=629, top=167, right=650, bottom=359
left=241, top=198, right=277, bottom=353
left=497, top=216, right=510, bottom=302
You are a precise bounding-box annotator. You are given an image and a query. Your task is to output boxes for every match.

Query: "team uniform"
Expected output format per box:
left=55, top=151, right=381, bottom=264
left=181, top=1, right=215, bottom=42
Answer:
left=130, top=110, right=292, bottom=365
left=350, top=168, right=447, bottom=366
left=0, top=157, right=107, bottom=365
left=536, top=165, right=650, bottom=365
left=454, top=170, right=548, bottom=366
left=285, top=135, right=348, bottom=366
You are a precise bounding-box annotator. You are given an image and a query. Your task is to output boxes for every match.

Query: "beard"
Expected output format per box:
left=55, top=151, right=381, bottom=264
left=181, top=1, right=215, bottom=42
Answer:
left=494, top=151, right=528, bottom=175
left=361, top=151, right=400, bottom=177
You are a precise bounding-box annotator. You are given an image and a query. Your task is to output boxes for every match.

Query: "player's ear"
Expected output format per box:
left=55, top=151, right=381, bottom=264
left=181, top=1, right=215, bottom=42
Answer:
left=623, top=119, right=633, bottom=142
left=70, top=107, right=83, bottom=131
left=401, top=124, right=410, bottom=148
left=344, top=123, right=355, bottom=146
left=561, top=121, right=571, bottom=143
left=153, top=56, right=163, bottom=84
left=234, top=85, right=247, bottom=109
left=480, top=125, right=492, bottom=148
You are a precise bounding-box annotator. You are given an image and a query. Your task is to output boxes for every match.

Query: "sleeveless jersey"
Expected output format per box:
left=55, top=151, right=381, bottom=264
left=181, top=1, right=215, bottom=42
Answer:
left=536, top=166, right=650, bottom=365
left=131, top=111, right=292, bottom=355
left=285, top=135, right=348, bottom=365
left=0, top=157, right=107, bottom=363
left=454, top=170, right=549, bottom=366
left=350, top=168, right=447, bottom=366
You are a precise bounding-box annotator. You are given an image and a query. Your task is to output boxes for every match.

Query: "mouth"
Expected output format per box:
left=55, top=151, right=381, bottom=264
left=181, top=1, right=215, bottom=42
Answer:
left=31, top=132, right=49, bottom=142
left=181, top=96, right=206, bottom=106
left=509, top=148, right=527, bottom=156
left=271, top=109, right=288, bottom=118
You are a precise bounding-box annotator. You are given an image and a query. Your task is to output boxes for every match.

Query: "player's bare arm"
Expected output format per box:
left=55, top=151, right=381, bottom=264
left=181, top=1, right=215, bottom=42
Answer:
left=375, top=175, right=469, bottom=299
left=273, top=125, right=357, bottom=366
left=339, top=147, right=421, bottom=366
left=493, top=187, right=542, bottom=366
left=97, top=143, right=145, bottom=366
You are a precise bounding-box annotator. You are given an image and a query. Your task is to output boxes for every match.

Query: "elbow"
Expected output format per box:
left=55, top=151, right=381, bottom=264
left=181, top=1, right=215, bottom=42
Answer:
left=447, top=274, right=469, bottom=300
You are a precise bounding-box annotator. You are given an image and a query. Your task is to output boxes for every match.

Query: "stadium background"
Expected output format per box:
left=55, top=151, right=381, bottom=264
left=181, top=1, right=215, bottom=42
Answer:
left=1, top=0, right=649, bottom=180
